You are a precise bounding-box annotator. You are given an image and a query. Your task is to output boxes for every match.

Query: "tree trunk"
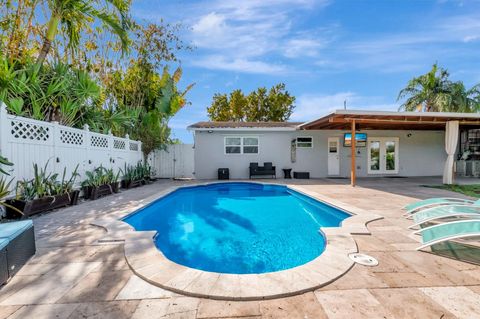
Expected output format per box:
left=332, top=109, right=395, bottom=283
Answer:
left=36, top=38, right=52, bottom=67
left=35, top=14, right=60, bottom=67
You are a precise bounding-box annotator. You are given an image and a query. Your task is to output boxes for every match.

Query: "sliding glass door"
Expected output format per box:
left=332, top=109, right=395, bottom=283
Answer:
left=368, top=137, right=399, bottom=174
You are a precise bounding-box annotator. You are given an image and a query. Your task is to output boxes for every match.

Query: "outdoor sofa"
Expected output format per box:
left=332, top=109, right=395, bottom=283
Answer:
left=249, top=162, right=276, bottom=179
left=0, top=220, right=36, bottom=285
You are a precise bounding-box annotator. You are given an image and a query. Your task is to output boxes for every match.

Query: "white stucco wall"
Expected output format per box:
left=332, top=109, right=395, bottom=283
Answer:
left=193, top=129, right=446, bottom=179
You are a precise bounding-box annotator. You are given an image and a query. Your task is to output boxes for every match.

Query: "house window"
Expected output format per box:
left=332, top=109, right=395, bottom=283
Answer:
left=225, top=137, right=241, bottom=154
left=243, top=137, right=259, bottom=154
left=225, top=137, right=259, bottom=154
left=296, top=137, right=313, bottom=148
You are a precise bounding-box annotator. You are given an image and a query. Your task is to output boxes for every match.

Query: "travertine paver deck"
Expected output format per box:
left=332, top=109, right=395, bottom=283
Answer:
left=0, top=177, right=479, bottom=318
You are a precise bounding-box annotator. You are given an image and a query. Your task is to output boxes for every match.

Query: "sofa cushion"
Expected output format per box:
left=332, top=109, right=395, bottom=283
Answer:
left=0, top=238, right=8, bottom=250
left=0, top=220, right=33, bottom=241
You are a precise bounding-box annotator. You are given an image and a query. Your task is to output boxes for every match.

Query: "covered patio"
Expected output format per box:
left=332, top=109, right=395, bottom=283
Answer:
left=299, top=110, right=480, bottom=186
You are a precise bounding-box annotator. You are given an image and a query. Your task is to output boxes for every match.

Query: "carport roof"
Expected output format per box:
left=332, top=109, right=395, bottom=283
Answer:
left=299, top=110, right=480, bottom=130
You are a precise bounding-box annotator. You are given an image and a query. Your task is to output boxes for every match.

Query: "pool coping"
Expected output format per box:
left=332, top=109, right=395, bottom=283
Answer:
left=91, top=180, right=383, bottom=300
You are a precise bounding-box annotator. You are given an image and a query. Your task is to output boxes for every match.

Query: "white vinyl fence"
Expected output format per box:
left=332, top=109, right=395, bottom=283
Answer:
left=148, top=144, right=194, bottom=179
left=0, top=102, right=143, bottom=191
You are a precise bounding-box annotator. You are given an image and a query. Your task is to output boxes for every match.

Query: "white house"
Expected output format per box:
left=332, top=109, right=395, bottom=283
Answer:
left=187, top=110, right=480, bottom=185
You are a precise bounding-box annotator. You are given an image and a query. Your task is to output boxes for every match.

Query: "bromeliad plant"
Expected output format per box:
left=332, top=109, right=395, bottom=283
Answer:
left=138, top=162, right=152, bottom=181
left=121, top=162, right=150, bottom=188
left=121, top=163, right=140, bottom=183
left=81, top=166, right=121, bottom=200
left=0, top=155, right=22, bottom=215
left=15, top=162, right=80, bottom=201
left=7, top=162, right=80, bottom=217
left=81, top=166, right=120, bottom=188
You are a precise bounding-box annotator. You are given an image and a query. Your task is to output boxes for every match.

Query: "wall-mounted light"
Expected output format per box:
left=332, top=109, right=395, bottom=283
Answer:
left=407, top=133, right=412, bottom=138
left=207, top=130, right=213, bottom=133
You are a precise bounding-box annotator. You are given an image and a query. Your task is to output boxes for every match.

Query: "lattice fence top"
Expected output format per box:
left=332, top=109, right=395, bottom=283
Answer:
left=129, top=142, right=139, bottom=151
left=90, top=135, right=109, bottom=148
left=2, top=103, right=141, bottom=153
left=10, top=119, right=51, bottom=142
left=113, top=139, right=126, bottom=150
left=60, top=129, right=84, bottom=146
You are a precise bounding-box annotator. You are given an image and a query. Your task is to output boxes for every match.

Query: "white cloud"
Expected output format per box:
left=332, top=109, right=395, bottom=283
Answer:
left=339, top=14, right=480, bottom=73
left=191, top=55, right=286, bottom=74
left=283, top=38, right=324, bottom=58
left=184, top=0, right=332, bottom=73
left=463, top=35, right=480, bottom=43
left=292, top=92, right=398, bottom=120
left=134, top=1, right=480, bottom=77
left=192, top=12, right=226, bottom=35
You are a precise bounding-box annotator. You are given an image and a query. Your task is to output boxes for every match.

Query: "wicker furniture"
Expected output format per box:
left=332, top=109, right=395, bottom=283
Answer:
left=218, top=168, right=230, bottom=180
left=249, top=162, right=276, bottom=179
left=0, top=220, right=36, bottom=283
left=282, top=168, right=292, bottom=179
left=0, top=239, right=8, bottom=285
left=293, top=171, right=310, bottom=179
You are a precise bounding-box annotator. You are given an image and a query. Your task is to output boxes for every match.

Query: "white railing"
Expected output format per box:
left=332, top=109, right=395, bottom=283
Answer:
left=0, top=102, right=143, bottom=191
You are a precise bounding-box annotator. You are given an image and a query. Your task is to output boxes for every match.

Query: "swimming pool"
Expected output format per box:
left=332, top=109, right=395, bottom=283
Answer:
left=124, top=182, right=350, bottom=274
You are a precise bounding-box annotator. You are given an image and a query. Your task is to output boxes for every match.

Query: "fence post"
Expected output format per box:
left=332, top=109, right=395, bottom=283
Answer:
left=0, top=102, right=11, bottom=177
left=51, top=121, right=60, bottom=174
left=125, top=134, right=130, bottom=166
left=0, top=102, right=8, bottom=157
left=83, top=124, right=90, bottom=169
left=108, top=129, right=114, bottom=168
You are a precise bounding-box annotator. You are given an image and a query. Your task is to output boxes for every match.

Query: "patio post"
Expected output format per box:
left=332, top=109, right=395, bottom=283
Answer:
left=351, top=120, right=356, bottom=187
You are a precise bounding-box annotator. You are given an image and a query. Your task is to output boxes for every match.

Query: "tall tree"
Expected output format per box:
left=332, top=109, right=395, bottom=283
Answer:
left=36, top=0, right=131, bottom=66
left=398, top=63, right=480, bottom=112
left=207, top=83, right=295, bottom=121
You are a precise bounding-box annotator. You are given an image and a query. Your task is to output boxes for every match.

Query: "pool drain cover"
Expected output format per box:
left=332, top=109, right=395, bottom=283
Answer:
left=348, top=253, right=378, bottom=266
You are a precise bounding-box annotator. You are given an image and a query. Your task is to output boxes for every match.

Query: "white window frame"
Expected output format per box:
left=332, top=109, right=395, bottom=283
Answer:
left=224, top=136, right=259, bottom=155
left=296, top=136, right=313, bottom=148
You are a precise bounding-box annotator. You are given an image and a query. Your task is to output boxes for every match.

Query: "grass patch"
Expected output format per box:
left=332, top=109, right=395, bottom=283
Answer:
left=426, top=184, right=480, bottom=198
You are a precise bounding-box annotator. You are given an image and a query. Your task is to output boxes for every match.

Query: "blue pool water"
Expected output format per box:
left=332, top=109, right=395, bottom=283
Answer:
left=124, top=183, right=350, bottom=274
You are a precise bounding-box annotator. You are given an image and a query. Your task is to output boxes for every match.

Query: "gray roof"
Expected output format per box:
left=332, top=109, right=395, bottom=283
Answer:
left=188, top=121, right=303, bottom=130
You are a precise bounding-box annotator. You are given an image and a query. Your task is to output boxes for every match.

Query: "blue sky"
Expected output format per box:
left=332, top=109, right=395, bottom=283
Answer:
left=132, top=0, right=480, bottom=143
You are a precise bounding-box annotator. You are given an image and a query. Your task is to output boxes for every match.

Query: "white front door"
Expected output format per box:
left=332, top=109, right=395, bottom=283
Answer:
left=327, top=137, right=340, bottom=176
left=368, top=137, right=399, bottom=174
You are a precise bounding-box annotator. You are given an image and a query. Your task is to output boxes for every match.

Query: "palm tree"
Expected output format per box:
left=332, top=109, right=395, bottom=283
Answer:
left=398, top=63, right=452, bottom=112
left=398, top=63, right=480, bottom=113
left=446, top=82, right=480, bottom=113
left=36, top=0, right=131, bottom=67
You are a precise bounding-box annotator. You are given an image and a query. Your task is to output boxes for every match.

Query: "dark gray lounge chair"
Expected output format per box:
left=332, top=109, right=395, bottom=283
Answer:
left=249, top=162, right=276, bottom=179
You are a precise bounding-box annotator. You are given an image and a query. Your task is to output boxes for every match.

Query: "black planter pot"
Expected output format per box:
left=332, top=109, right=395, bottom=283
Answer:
left=70, top=190, right=80, bottom=206
left=83, top=182, right=119, bottom=200
left=6, top=190, right=80, bottom=218
left=121, top=179, right=143, bottom=189
left=111, top=182, right=120, bottom=193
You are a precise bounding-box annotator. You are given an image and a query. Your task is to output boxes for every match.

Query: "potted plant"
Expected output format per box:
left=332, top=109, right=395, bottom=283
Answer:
left=121, top=163, right=143, bottom=189
left=0, top=155, right=22, bottom=218
left=82, top=167, right=120, bottom=200
left=6, top=162, right=80, bottom=218
left=141, top=162, right=153, bottom=184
